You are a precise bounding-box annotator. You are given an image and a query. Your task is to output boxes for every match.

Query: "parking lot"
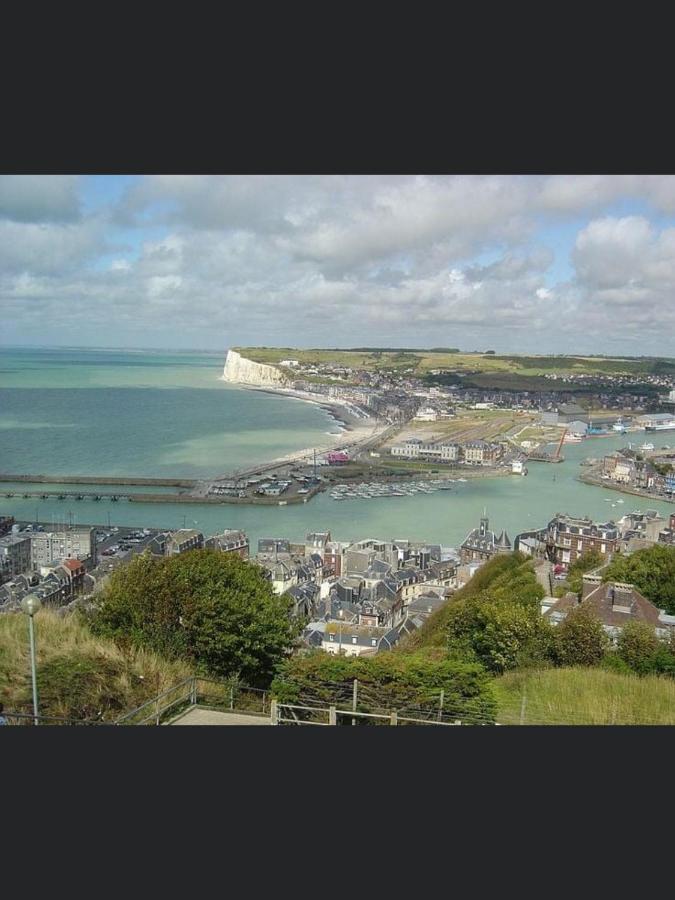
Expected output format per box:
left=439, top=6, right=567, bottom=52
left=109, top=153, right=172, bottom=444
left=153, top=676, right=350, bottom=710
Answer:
left=89, top=526, right=165, bottom=579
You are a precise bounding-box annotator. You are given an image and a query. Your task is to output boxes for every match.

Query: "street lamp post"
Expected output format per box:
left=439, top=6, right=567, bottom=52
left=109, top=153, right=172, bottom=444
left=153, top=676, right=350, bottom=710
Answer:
left=20, top=594, right=42, bottom=726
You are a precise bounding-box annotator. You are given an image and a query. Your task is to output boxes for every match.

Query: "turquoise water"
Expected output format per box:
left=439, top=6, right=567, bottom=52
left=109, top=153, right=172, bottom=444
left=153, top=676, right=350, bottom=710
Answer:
left=0, top=347, right=336, bottom=478
left=1, top=348, right=672, bottom=548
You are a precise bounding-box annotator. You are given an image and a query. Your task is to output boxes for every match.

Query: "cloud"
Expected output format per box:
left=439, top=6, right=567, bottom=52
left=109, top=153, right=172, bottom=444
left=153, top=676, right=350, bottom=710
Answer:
left=2, top=175, right=675, bottom=355
left=0, top=175, right=81, bottom=223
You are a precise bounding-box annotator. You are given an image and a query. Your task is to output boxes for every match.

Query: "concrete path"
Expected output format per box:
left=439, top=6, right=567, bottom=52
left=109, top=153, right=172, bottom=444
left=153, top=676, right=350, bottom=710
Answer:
left=170, top=707, right=272, bottom=726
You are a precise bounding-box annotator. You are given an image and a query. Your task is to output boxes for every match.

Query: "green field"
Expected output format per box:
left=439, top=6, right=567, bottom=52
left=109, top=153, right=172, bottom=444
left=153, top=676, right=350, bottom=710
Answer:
left=236, top=347, right=675, bottom=383
left=495, top=667, right=675, bottom=725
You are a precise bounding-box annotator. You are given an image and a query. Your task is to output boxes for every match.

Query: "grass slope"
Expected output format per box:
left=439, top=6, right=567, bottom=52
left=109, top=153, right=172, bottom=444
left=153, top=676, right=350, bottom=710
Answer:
left=236, top=347, right=675, bottom=380
left=495, top=667, right=675, bottom=725
left=0, top=609, right=192, bottom=721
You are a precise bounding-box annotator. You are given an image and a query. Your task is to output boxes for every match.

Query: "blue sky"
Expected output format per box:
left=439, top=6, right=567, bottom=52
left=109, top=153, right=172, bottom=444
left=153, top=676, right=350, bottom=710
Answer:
left=1, top=174, right=674, bottom=356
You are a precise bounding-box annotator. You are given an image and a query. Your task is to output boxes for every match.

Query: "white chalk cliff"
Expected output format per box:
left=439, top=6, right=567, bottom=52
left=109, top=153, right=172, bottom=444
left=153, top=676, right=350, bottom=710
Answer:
left=221, top=349, right=289, bottom=387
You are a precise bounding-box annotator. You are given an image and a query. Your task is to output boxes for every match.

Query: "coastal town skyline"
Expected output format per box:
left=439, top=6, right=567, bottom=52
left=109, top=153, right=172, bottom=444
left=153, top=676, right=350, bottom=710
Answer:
left=3, top=174, right=675, bottom=355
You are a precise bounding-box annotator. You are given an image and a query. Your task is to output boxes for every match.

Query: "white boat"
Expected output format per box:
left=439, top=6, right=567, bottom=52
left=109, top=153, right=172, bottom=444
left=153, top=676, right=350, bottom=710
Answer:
left=640, top=442, right=655, bottom=451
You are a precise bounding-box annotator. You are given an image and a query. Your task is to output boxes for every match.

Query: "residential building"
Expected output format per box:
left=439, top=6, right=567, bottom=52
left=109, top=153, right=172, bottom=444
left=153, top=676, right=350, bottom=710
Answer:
left=463, top=440, right=502, bottom=466
left=414, top=406, right=438, bottom=421
left=321, top=622, right=400, bottom=656
left=545, top=514, right=618, bottom=567
left=0, top=516, right=15, bottom=537
left=0, top=533, right=32, bottom=582
left=204, top=529, right=249, bottom=558
left=30, top=527, right=96, bottom=569
left=164, top=529, right=205, bottom=556
left=544, top=574, right=675, bottom=641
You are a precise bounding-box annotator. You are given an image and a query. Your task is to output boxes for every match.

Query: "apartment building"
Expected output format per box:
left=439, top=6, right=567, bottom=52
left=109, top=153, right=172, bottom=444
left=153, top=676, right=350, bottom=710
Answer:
left=0, top=533, right=32, bottom=582
left=545, top=514, right=618, bottom=566
left=164, top=529, right=205, bottom=556
left=463, top=441, right=503, bottom=466
left=30, top=527, right=96, bottom=569
left=204, top=529, right=249, bottom=559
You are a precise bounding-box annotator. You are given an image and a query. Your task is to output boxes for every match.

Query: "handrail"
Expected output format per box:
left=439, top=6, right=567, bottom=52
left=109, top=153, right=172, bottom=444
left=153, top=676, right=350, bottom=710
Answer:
left=2, top=710, right=107, bottom=726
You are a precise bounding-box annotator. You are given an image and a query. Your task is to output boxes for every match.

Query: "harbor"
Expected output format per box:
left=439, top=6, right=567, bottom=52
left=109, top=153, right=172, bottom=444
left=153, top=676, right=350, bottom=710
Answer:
left=329, top=478, right=465, bottom=501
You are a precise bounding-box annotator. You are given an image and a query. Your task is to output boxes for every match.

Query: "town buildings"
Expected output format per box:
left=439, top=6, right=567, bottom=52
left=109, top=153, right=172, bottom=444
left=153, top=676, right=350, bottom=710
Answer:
left=30, top=527, right=96, bottom=569
left=204, top=529, right=249, bottom=558
left=544, top=514, right=618, bottom=566
left=0, top=533, right=32, bottom=582
left=459, top=513, right=511, bottom=564
left=165, top=529, right=205, bottom=555
left=544, top=574, right=675, bottom=641
left=389, top=438, right=501, bottom=465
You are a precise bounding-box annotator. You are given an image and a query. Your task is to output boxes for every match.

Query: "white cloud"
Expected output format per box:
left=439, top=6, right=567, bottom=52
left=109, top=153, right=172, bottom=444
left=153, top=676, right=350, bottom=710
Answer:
left=3, top=175, right=675, bottom=354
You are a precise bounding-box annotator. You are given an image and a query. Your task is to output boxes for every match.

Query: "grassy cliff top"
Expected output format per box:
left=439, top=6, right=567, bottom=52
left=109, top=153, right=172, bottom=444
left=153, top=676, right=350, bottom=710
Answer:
left=234, top=347, right=675, bottom=380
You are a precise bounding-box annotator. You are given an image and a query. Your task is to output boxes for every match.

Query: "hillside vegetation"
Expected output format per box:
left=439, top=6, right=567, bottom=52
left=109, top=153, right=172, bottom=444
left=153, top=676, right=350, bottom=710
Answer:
left=0, top=609, right=191, bottom=721
left=495, top=668, right=675, bottom=725
left=236, top=347, right=675, bottom=380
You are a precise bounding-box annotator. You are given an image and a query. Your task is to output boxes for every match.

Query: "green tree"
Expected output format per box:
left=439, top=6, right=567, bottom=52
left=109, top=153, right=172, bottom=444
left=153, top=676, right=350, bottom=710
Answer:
left=617, top=622, right=660, bottom=673
left=90, top=550, right=301, bottom=685
left=554, top=605, right=608, bottom=666
left=566, top=550, right=603, bottom=595
left=603, top=545, right=675, bottom=615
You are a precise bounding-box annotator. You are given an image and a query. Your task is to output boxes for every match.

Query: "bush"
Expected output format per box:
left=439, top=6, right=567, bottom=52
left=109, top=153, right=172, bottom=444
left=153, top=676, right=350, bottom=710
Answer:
left=272, top=650, right=496, bottom=723
left=554, top=605, right=608, bottom=666
left=617, top=622, right=661, bottom=673
left=89, top=549, right=302, bottom=685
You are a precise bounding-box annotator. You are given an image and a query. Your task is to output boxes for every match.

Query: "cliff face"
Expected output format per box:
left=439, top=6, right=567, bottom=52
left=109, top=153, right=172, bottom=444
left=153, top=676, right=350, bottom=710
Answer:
left=221, top=349, right=289, bottom=387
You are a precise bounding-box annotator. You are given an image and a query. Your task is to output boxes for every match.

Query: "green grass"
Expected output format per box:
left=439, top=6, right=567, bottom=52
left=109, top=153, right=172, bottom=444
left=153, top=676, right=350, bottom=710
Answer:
left=236, top=347, right=675, bottom=384
left=495, top=667, right=675, bottom=725
left=0, top=609, right=192, bottom=721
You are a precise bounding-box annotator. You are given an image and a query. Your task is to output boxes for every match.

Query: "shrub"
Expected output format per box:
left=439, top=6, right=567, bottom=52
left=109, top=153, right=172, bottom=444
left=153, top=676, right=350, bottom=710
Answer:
left=554, top=605, right=608, bottom=666
left=272, top=650, right=496, bottom=722
left=89, top=549, right=302, bottom=685
left=617, top=622, right=660, bottom=673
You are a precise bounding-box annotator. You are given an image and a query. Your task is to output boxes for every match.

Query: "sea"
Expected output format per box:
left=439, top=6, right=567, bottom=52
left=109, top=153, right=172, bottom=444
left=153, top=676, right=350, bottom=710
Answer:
left=1, top=347, right=672, bottom=549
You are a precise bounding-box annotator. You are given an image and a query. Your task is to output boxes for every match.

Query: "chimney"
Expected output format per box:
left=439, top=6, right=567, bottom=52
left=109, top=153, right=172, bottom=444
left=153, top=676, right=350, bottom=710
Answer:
left=581, top=573, right=602, bottom=599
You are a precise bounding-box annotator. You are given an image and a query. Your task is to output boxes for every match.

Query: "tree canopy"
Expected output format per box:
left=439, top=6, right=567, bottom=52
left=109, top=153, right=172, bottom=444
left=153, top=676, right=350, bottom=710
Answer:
left=603, top=544, right=675, bottom=615
left=89, top=549, right=302, bottom=685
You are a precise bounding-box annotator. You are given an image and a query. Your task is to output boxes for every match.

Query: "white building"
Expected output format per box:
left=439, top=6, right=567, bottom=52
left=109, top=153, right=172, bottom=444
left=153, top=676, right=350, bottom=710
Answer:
left=414, top=406, right=438, bottom=422
left=30, top=528, right=96, bottom=568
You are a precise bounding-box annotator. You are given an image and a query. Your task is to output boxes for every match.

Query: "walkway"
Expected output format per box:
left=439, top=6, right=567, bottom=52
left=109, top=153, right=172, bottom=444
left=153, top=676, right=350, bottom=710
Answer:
left=170, top=707, right=272, bottom=726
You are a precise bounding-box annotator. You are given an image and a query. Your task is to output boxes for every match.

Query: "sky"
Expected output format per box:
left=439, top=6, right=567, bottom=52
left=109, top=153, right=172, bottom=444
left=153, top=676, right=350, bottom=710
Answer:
left=1, top=174, right=674, bottom=356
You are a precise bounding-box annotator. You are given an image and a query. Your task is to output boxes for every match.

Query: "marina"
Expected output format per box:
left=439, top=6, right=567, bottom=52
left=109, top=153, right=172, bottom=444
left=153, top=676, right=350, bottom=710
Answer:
left=329, top=478, right=462, bottom=501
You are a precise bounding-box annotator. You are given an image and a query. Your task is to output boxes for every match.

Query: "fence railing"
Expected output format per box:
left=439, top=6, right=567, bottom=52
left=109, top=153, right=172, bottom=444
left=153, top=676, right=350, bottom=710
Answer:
left=2, top=711, right=107, bottom=726
left=274, top=702, right=463, bottom=726
left=113, top=677, right=272, bottom=725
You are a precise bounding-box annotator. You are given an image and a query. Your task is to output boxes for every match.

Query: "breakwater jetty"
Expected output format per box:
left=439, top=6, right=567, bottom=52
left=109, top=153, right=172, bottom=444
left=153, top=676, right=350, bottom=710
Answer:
left=0, top=474, right=197, bottom=488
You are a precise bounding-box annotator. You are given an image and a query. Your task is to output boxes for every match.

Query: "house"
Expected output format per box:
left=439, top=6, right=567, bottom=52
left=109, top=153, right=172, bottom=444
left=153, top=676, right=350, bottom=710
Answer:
left=544, top=574, right=675, bottom=641
left=165, top=529, right=205, bottom=556
left=0, top=533, right=32, bottom=582
left=414, top=406, right=439, bottom=422
left=462, top=441, right=502, bottom=466
left=321, top=622, right=401, bottom=656
left=460, top=513, right=511, bottom=563
left=545, top=514, right=618, bottom=567
left=204, top=529, right=249, bottom=558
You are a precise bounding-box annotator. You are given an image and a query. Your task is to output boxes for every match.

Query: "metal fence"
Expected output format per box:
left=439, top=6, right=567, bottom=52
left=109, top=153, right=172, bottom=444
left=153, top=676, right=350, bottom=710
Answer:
left=1, top=711, right=106, bottom=726
left=113, top=677, right=272, bottom=725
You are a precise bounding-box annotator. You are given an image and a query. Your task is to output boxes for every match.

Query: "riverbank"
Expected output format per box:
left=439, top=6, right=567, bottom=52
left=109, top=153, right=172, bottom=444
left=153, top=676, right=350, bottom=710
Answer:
left=578, top=470, right=674, bottom=505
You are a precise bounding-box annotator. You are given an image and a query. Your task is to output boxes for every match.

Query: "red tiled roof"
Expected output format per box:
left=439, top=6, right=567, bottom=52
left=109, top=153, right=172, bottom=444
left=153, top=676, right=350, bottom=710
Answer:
left=62, top=558, right=84, bottom=571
